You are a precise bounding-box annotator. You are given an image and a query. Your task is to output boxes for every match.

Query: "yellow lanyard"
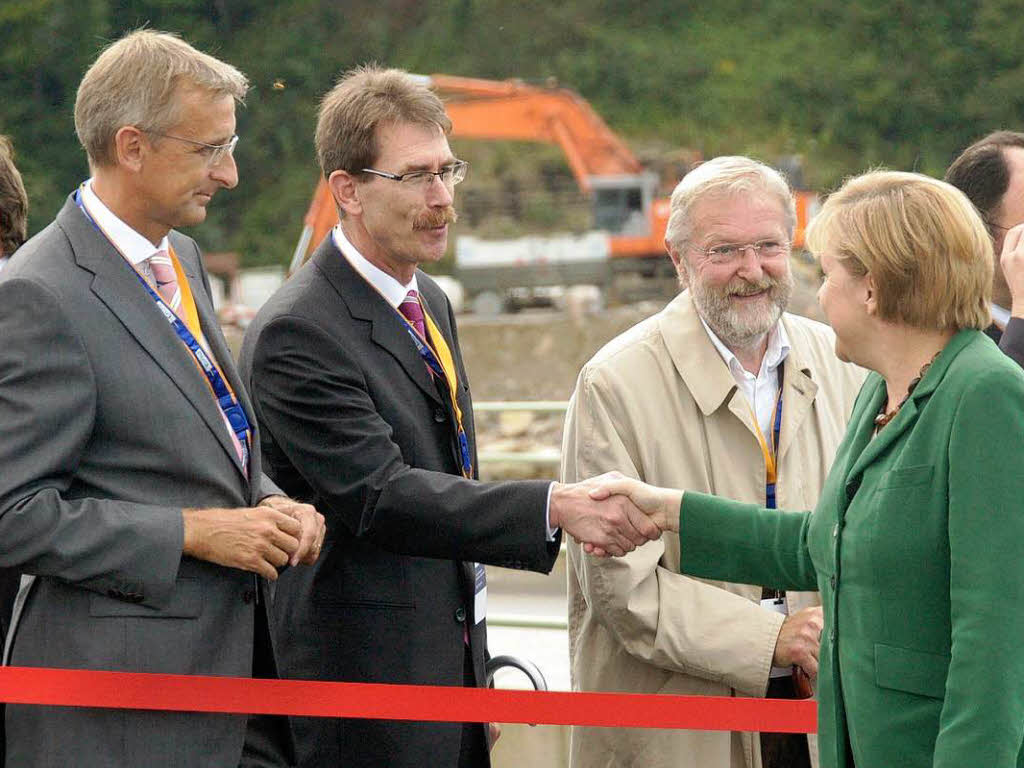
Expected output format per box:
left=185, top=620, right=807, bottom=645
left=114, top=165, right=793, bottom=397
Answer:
left=748, top=391, right=783, bottom=485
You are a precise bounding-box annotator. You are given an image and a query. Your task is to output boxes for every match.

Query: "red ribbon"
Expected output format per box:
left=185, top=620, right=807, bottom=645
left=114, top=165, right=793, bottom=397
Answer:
left=0, top=667, right=815, bottom=732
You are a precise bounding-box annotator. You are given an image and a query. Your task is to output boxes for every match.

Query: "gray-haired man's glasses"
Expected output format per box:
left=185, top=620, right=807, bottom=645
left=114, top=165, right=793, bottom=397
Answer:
left=360, top=160, right=468, bottom=190
left=145, top=131, right=239, bottom=168
left=693, top=239, right=791, bottom=266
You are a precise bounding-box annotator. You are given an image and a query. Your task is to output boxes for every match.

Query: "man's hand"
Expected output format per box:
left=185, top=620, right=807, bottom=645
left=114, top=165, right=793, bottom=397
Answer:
left=488, top=722, right=501, bottom=751
left=772, top=606, right=824, bottom=679
left=258, top=495, right=326, bottom=565
left=183, top=505, right=308, bottom=580
left=583, top=474, right=684, bottom=557
left=549, top=474, right=662, bottom=558
left=1001, top=223, right=1024, bottom=317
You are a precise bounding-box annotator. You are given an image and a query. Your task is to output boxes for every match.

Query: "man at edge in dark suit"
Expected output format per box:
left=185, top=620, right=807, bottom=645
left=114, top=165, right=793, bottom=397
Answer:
left=945, top=130, right=1024, bottom=366
left=238, top=65, right=661, bottom=768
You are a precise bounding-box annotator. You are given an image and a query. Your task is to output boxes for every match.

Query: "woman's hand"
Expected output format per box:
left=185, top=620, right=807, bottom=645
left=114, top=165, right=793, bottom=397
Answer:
left=581, top=473, right=683, bottom=556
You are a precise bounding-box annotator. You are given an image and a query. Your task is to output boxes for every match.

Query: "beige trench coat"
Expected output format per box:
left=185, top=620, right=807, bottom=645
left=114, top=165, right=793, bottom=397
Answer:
left=563, top=292, right=866, bottom=768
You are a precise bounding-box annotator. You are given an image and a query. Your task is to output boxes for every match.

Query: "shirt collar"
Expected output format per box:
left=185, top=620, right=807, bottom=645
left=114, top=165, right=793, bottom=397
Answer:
left=991, top=303, right=1011, bottom=330
left=332, top=224, right=418, bottom=309
left=700, top=316, right=791, bottom=380
left=80, top=179, right=169, bottom=266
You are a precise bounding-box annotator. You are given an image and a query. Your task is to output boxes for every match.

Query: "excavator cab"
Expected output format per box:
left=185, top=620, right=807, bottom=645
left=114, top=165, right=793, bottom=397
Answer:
left=590, top=173, right=659, bottom=237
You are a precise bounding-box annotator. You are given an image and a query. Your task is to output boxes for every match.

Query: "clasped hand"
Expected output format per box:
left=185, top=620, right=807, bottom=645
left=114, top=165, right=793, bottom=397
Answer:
left=551, top=472, right=682, bottom=557
left=183, top=496, right=326, bottom=579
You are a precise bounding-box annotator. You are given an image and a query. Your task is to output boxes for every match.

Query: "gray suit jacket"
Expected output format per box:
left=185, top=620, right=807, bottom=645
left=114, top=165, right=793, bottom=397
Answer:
left=0, top=195, right=283, bottom=767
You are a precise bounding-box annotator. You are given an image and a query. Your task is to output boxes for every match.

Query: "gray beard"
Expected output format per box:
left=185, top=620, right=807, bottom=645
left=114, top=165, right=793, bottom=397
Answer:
left=690, top=271, right=794, bottom=349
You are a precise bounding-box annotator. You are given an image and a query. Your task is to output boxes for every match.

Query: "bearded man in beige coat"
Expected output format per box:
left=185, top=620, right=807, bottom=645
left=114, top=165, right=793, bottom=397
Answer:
left=563, top=156, right=866, bottom=768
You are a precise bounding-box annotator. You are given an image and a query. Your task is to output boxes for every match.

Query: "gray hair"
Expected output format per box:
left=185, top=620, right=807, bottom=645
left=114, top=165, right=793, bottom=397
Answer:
left=664, top=156, right=796, bottom=249
left=75, top=29, right=249, bottom=168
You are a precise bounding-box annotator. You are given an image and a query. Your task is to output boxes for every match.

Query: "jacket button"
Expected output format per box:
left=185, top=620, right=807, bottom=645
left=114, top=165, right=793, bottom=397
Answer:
left=127, top=593, right=145, bottom=603
left=243, top=589, right=255, bottom=604
left=454, top=607, right=467, bottom=623
left=830, top=629, right=836, bottom=643
left=832, top=523, right=839, bottom=539
left=434, top=408, right=446, bottom=423
left=830, top=575, right=837, bottom=589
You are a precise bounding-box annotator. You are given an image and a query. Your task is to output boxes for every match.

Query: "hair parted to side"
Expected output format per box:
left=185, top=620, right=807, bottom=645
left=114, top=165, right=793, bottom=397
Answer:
left=664, top=156, right=797, bottom=250
left=315, top=64, right=451, bottom=178
left=74, top=29, right=248, bottom=168
left=0, top=136, right=28, bottom=257
left=807, top=170, right=992, bottom=331
left=944, top=130, right=1024, bottom=236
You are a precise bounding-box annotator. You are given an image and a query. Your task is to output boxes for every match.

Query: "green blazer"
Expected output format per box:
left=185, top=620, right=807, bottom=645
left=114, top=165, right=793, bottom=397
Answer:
left=679, top=329, right=1024, bottom=768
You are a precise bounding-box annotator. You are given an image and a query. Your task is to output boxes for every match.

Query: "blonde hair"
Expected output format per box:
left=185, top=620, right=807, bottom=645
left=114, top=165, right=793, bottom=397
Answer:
left=0, top=136, right=28, bottom=256
left=315, top=64, right=451, bottom=178
left=664, top=156, right=796, bottom=249
left=75, top=29, right=248, bottom=167
left=807, top=170, right=992, bottom=330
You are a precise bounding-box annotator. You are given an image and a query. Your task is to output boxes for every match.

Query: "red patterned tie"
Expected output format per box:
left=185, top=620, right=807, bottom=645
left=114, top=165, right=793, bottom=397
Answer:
left=399, top=290, right=426, bottom=338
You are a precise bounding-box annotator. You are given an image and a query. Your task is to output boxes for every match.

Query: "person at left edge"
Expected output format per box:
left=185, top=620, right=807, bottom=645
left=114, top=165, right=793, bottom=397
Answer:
left=0, top=29, right=325, bottom=768
left=0, top=133, right=29, bottom=768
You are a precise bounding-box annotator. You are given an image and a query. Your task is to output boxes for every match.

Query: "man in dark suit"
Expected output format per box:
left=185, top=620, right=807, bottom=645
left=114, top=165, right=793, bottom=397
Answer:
left=0, top=30, right=325, bottom=767
left=945, top=130, right=1024, bottom=366
left=238, top=65, right=660, bottom=768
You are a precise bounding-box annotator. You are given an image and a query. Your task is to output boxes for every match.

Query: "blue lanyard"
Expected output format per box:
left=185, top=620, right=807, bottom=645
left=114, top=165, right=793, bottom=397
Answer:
left=765, top=363, right=784, bottom=509
left=394, top=312, right=473, bottom=479
left=74, top=188, right=251, bottom=470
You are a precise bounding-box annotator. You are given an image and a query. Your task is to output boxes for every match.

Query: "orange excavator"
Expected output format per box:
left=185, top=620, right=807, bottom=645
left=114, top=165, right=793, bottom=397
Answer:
left=290, top=74, right=817, bottom=307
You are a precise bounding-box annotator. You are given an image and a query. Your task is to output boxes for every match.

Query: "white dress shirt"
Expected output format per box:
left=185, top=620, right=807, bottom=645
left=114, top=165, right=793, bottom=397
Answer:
left=992, top=302, right=1011, bottom=331
left=80, top=180, right=168, bottom=286
left=0, top=256, right=8, bottom=273
left=332, top=225, right=418, bottom=308
left=700, top=318, right=791, bottom=439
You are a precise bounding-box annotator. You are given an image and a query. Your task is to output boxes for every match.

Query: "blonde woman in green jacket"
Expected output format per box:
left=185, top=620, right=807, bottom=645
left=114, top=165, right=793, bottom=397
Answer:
left=589, top=170, right=1024, bottom=768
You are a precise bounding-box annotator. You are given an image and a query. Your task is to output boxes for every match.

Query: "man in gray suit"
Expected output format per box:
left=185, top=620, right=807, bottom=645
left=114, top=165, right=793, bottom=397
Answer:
left=0, top=30, right=325, bottom=767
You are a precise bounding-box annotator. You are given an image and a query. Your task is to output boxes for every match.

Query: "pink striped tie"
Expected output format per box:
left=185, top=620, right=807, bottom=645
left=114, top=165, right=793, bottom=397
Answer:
left=148, top=250, right=181, bottom=313
left=149, top=250, right=247, bottom=474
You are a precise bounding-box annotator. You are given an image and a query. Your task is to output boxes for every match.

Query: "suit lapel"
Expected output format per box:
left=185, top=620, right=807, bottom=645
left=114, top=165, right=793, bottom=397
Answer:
left=776, top=316, right=819, bottom=463
left=312, top=239, right=443, bottom=406
left=172, top=234, right=253, bottom=483
left=844, top=330, right=975, bottom=487
left=59, top=199, right=248, bottom=483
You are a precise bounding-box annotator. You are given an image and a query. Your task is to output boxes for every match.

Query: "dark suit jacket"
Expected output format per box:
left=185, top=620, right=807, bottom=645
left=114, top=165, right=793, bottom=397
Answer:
left=238, top=237, right=557, bottom=768
left=986, top=317, right=1024, bottom=368
left=678, top=330, right=1024, bottom=768
left=0, top=195, right=285, bottom=768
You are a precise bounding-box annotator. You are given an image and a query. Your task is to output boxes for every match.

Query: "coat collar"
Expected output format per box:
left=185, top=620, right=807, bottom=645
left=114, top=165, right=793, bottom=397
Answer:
left=311, top=236, right=444, bottom=406
left=657, top=291, right=820, bottom=460
left=57, top=195, right=252, bottom=483
left=844, top=328, right=978, bottom=485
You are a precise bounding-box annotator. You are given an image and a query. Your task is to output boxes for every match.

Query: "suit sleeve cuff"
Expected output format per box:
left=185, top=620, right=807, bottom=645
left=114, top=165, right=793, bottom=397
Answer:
left=545, top=481, right=558, bottom=541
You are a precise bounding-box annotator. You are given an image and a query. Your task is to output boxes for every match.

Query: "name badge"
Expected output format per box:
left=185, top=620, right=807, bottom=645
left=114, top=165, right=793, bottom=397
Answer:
left=473, top=563, right=487, bottom=625
left=761, top=596, right=791, bottom=678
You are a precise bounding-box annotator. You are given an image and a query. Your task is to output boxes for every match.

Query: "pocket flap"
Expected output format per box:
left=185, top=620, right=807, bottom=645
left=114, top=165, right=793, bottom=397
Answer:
left=89, top=578, right=202, bottom=618
left=878, top=464, right=934, bottom=489
left=874, top=642, right=949, bottom=699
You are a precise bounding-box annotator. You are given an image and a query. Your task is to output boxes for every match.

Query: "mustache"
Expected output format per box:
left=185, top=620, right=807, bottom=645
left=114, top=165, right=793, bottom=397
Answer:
left=724, top=276, right=780, bottom=296
left=413, top=207, right=458, bottom=230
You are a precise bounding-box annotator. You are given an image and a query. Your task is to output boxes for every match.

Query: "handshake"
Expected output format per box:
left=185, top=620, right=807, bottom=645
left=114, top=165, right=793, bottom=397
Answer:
left=548, top=473, right=684, bottom=557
